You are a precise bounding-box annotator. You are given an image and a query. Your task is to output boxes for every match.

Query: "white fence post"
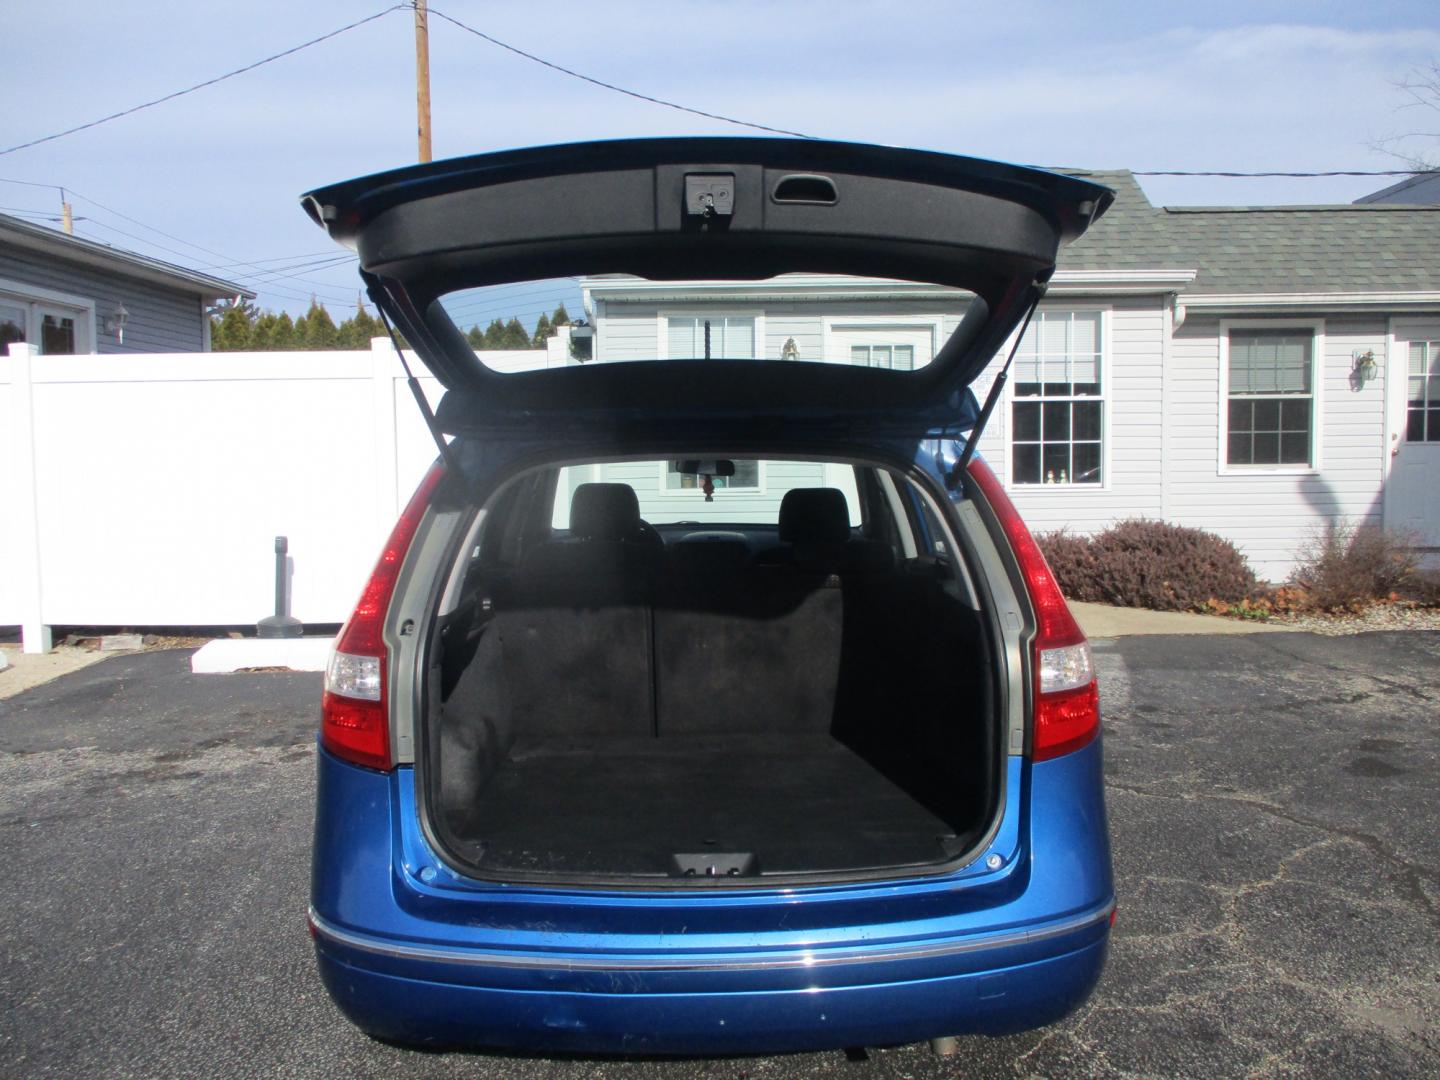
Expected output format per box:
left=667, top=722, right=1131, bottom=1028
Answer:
left=8, top=342, right=51, bottom=653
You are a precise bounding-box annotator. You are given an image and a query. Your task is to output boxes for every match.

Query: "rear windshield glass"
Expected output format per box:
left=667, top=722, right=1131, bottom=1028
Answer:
left=550, top=460, right=863, bottom=528
left=436, top=274, right=977, bottom=373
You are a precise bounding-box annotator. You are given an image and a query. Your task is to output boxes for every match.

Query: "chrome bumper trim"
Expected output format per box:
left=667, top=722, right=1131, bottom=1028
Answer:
left=308, top=897, right=1114, bottom=974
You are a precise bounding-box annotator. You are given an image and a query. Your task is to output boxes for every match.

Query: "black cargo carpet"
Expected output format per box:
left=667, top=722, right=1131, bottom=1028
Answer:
left=464, top=733, right=958, bottom=878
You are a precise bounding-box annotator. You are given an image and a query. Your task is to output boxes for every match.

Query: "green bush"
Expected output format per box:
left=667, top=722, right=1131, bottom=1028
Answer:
left=1036, top=520, right=1257, bottom=612
left=1289, top=522, right=1418, bottom=611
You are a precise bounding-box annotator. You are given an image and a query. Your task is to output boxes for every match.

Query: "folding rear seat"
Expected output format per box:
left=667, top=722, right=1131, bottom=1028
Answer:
left=496, top=483, right=662, bottom=738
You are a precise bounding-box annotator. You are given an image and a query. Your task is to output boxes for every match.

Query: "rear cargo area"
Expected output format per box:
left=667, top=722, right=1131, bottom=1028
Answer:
left=426, top=482, right=999, bottom=884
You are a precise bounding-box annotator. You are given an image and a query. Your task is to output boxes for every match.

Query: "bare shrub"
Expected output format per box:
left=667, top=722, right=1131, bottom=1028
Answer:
left=1289, top=522, right=1419, bottom=611
left=1036, top=520, right=1257, bottom=612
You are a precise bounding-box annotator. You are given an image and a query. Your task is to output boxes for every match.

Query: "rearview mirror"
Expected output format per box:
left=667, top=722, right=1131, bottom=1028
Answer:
left=671, top=459, right=737, bottom=477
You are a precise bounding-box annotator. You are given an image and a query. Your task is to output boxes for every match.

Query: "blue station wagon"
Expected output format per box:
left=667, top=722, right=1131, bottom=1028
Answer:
left=301, top=138, right=1115, bottom=1055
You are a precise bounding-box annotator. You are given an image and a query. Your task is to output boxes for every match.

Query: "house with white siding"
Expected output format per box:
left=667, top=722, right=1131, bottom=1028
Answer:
left=0, top=212, right=252, bottom=354
left=579, top=171, right=1440, bottom=580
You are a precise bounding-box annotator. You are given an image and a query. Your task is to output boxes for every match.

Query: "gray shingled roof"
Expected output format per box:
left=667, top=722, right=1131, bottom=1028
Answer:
left=1058, top=170, right=1440, bottom=295
left=0, top=212, right=254, bottom=300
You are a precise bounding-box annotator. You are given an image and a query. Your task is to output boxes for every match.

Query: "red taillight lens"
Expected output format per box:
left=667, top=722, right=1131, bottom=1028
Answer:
left=966, top=458, right=1100, bottom=760
left=321, top=463, right=446, bottom=771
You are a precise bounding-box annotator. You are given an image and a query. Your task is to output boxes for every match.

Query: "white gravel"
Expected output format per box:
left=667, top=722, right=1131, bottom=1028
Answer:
left=1270, top=603, right=1440, bottom=635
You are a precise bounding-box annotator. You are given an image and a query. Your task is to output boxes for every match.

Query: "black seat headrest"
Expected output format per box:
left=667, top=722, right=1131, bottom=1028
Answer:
left=778, top=488, right=851, bottom=547
left=569, top=483, right=642, bottom=541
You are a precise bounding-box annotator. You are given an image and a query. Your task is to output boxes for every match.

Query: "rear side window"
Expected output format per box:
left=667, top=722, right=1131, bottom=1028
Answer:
left=917, top=500, right=950, bottom=558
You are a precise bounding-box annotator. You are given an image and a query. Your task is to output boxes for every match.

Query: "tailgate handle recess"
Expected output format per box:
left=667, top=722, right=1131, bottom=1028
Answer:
left=771, top=174, right=838, bottom=205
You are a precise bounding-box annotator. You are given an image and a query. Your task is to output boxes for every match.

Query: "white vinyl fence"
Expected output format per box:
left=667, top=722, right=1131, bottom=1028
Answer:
left=1, top=338, right=564, bottom=652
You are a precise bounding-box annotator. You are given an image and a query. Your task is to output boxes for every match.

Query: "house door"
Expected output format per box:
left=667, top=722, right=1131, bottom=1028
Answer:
left=1386, top=322, right=1440, bottom=549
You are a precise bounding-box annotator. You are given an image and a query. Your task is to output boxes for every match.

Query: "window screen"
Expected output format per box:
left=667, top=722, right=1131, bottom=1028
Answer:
left=1228, top=329, right=1314, bottom=467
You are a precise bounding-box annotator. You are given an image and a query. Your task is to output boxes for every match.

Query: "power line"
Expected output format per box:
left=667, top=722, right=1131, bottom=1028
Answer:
left=0, top=181, right=361, bottom=305
left=0, top=5, right=406, bottom=158
left=65, top=192, right=360, bottom=300
left=426, top=6, right=816, bottom=140
left=75, top=218, right=357, bottom=303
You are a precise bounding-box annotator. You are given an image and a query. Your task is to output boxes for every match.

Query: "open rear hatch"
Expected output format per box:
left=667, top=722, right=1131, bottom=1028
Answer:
left=302, top=137, right=1112, bottom=435
left=303, top=139, right=1111, bottom=886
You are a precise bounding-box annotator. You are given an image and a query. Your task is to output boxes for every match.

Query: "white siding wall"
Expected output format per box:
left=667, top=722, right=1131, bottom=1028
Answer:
left=978, top=297, right=1167, bottom=533
left=594, top=298, right=969, bottom=363
left=593, top=291, right=1400, bottom=581
left=1165, top=315, right=1388, bottom=579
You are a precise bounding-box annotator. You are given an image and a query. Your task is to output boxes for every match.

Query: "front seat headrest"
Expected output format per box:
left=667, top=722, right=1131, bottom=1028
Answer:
left=569, top=483, right=642, bottom=542
left=778, top=488, right=851, bottom=547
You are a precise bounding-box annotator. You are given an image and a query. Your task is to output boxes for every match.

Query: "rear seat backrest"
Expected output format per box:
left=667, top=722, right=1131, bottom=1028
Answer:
left=656, top=499, right=847, bottom=735
left=496, top=483, right=657, bottom=737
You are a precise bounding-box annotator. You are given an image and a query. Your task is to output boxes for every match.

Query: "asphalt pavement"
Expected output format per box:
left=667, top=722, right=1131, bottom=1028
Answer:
left=0, top=634, right=1436, bottom=1079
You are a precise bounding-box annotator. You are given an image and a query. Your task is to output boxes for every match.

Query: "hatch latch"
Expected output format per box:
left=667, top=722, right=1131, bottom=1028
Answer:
left=685, top=173, right=735, bottom=219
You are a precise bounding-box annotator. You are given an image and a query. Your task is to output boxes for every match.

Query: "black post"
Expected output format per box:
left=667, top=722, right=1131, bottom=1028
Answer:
left=257, top=535, right=304, bottom=638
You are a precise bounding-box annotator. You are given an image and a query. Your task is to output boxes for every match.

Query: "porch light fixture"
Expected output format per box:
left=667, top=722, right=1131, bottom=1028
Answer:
left=781, top=336, right=800, bottom=361
left=1351, top=349, right=1377, bottom=388
left=105, top=302, right=130, bottom=344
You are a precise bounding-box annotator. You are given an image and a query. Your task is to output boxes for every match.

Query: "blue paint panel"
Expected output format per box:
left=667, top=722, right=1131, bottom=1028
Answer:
left=311, top=735, right=1112, bottom=1049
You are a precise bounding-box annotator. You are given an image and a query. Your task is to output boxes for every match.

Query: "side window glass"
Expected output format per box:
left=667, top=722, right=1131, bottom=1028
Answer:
left=919, top=501, right=949, bottom=559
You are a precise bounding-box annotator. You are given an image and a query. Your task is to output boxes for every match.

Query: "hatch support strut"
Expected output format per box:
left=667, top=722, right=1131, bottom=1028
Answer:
left=948, top=288, right=1044, bottom=490
left=375, top=304, right=460, bottom=475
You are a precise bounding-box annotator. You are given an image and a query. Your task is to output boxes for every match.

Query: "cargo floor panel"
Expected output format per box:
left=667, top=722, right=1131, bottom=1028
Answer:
left=460, top=733, right=962, bottom=878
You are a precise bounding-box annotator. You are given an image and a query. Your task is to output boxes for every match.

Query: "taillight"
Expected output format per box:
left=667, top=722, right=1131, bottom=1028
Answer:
left=966, top=458, right=1100, bottom=760
left=321, top=463, right=446, bottom=771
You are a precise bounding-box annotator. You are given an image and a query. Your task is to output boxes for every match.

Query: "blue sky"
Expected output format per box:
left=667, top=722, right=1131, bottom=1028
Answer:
left=3, top=1, right=1437, bottom=322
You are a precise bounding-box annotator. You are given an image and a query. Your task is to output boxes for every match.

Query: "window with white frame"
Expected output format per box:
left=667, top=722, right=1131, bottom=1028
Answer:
left=0, top=288, right=92, bottom=354
left=1407, top=338, right=1440, bottom=443
left=850, top=342, right=914, bottom=370
left=666, top=315, right=756, bottom=359
left=1010, top=310, right=1104, bottom=485
left=1226, top=328, right=1315, bottom=467
left=830, top=323, right=936, bottom=370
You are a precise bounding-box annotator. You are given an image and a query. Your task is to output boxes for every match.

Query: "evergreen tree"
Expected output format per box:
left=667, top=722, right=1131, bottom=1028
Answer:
left=501, top=317, right=531, bottom=349
left=482, top=318, right=506, bottom=349
left=465, top=325, right=486, bottom=349
left=300, top=299, right=337, bottom=350
left=210, top=300, right=255, bottom=351
left=251, top=311, right=280, bottom=351
left=355, top=307, right=381, bottom=346
left=271, top=311, right=296, bottom=350
left=531, top=312, right=553, bottom=348
left=551, top=303, right=571, bottom=327
left=336, top=299, right=379, bottom=350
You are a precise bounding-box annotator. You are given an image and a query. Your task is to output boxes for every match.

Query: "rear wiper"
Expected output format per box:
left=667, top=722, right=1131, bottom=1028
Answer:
left=949, top=288, right=1043, bottom=488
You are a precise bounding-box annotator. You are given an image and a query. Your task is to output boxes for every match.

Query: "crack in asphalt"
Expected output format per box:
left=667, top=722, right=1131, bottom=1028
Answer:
left=1106, top=781, right=1440, bottom=931
left=1249, top=635, right=1434, bottom=703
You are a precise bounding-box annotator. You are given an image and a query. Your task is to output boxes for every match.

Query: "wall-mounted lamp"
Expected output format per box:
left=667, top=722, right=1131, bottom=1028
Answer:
left=105, top=302, right=130, bottom=344
left=781, top=336, right=800, bottom=361
left=1351, top=349, right=1378, bottom=390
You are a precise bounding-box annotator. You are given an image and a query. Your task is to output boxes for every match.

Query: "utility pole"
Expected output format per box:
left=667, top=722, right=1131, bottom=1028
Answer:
left=414, top=0, right=432, bottom=163
left=60, top=189, right=73, bottom=235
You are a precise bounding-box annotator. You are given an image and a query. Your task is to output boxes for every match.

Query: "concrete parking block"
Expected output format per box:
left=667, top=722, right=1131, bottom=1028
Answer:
left=190, top=637, right=335, bottom=674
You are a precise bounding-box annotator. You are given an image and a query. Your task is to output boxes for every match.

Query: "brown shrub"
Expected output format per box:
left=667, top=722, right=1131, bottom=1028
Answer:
left=1404, top=569, right=1440, bottom=608
left=1289, top=522, right=1418, bottom=611
left=1036, top=520, right=1257, bottom=612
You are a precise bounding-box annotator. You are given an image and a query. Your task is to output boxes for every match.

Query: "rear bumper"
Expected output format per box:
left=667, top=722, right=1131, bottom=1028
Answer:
left=313, top=923, right=1109, bottom=1054
left=310, top=740, right=1113, bottom=1052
